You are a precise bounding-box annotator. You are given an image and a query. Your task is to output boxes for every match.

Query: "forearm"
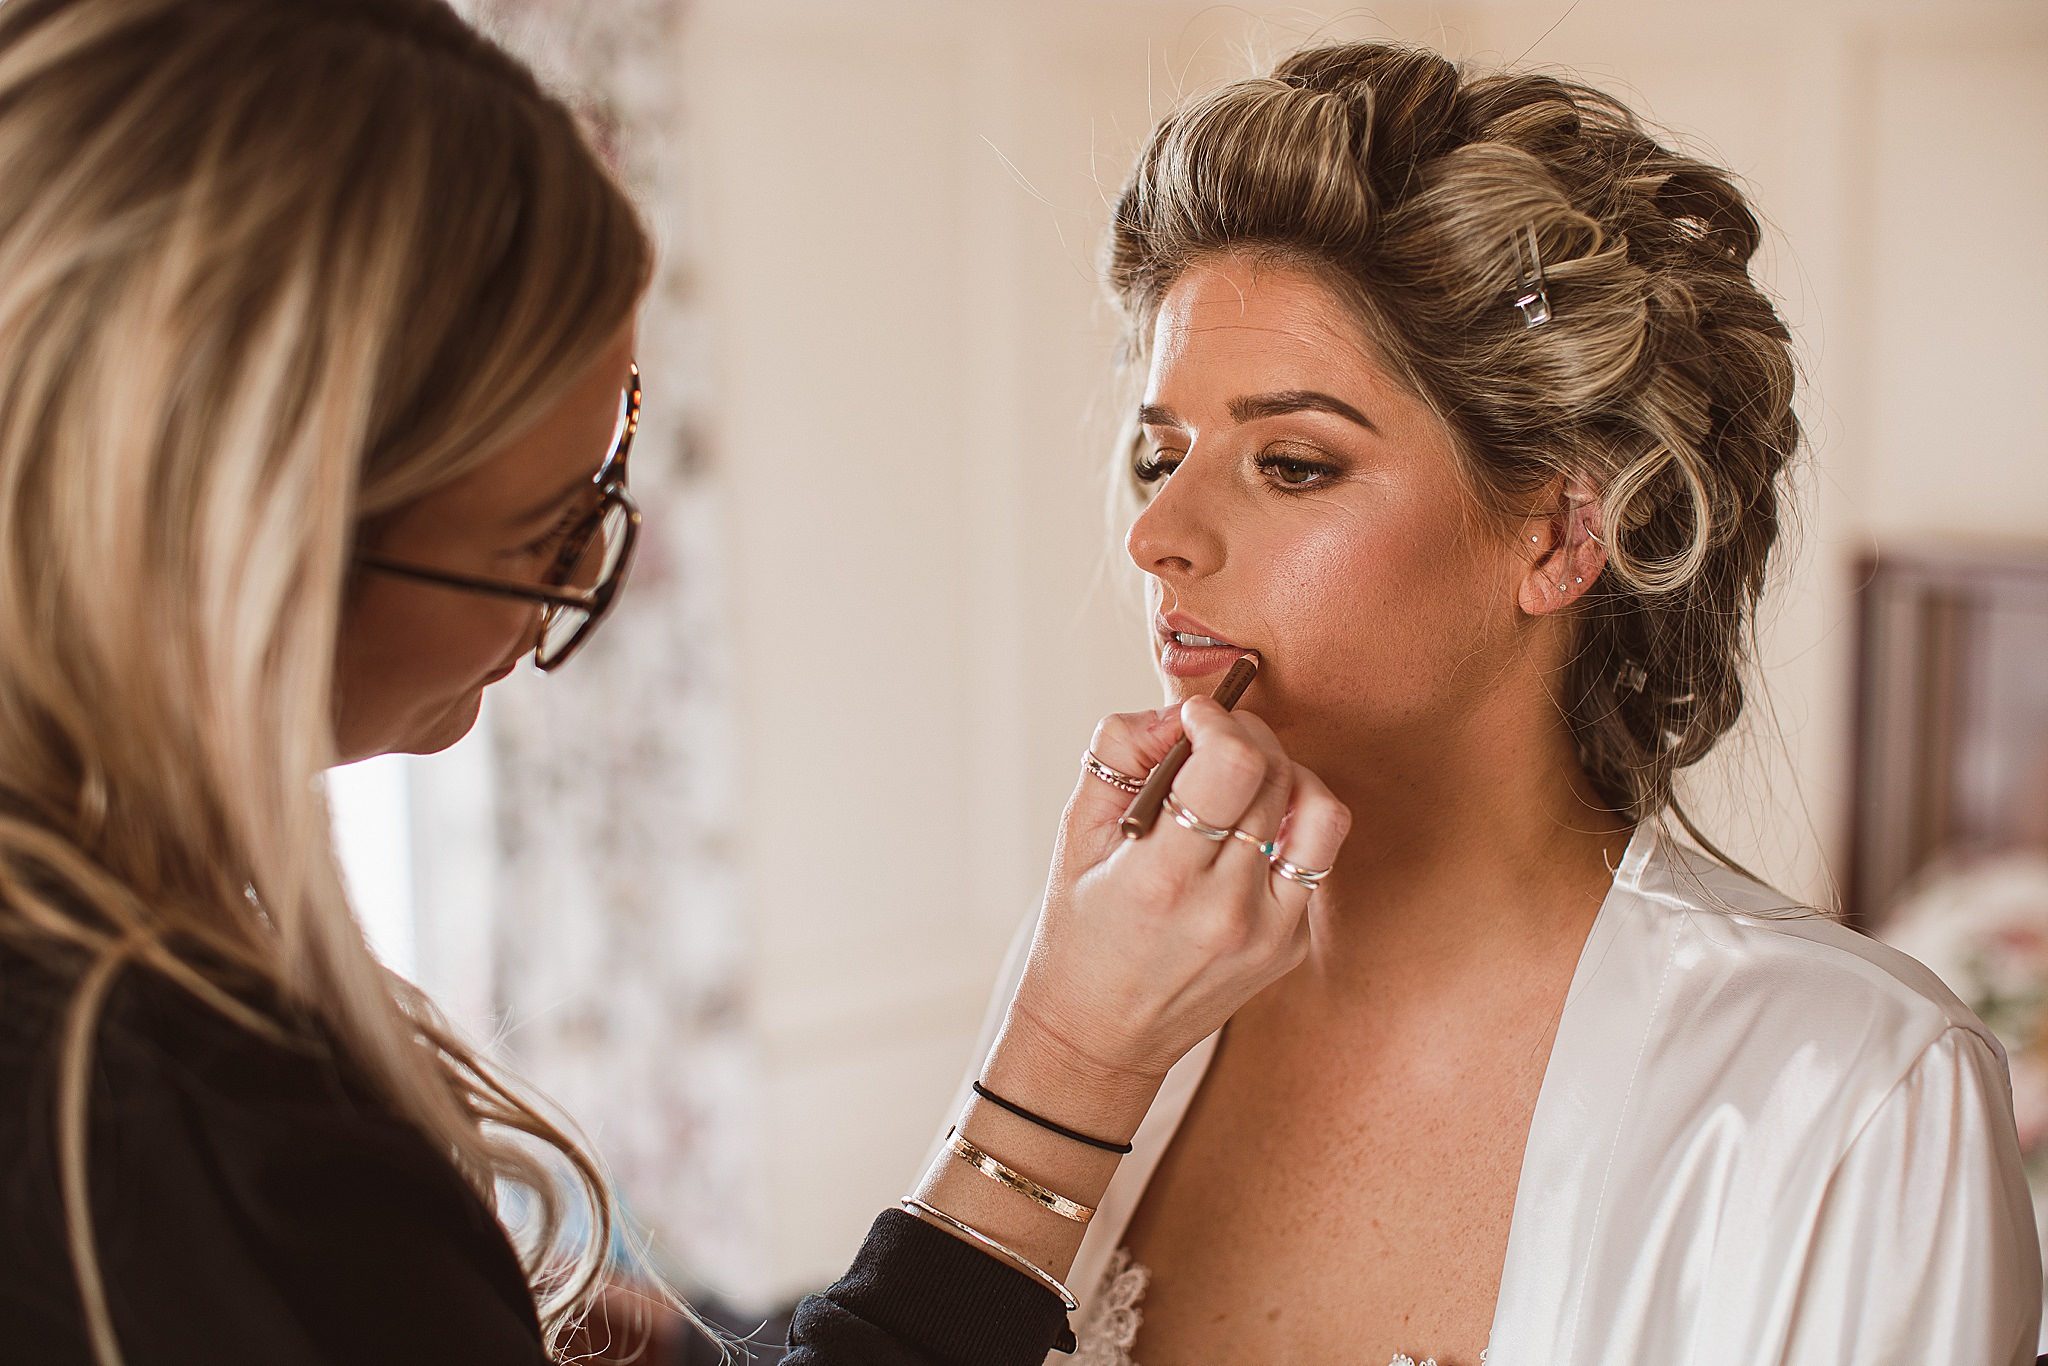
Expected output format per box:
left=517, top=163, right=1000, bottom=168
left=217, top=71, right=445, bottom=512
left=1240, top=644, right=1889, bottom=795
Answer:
left=909, top=1016, right=1162, bottom=1283
left=784, top=1022, right=1162, bottom=1364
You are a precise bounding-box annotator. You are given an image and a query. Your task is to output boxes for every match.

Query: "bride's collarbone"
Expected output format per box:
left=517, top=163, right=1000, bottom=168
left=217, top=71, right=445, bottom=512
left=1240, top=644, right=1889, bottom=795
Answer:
left=1198, top=993, right=1562, bottom=1145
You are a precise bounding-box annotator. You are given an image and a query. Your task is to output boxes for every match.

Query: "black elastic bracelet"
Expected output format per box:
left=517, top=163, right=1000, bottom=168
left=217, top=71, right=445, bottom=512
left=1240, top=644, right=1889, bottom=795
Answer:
left=972, top=1080, right=1135, bottom=1155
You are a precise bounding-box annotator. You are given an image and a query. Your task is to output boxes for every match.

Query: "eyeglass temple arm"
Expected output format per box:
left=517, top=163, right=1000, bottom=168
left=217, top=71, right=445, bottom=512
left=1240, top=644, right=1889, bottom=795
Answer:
left=354, top=554, right=598, bottom=610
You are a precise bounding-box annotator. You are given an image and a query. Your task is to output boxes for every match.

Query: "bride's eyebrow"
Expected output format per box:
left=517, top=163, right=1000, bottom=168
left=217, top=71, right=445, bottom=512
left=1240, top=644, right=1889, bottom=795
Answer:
left=1135, top=392, right=1381, bottom=434
left=1227, top=390, right=1379, bottom=433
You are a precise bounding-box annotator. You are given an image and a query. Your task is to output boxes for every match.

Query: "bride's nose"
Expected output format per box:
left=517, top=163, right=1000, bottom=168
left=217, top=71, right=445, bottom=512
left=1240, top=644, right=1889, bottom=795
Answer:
left=1125, top=450, right=1227, bottom=583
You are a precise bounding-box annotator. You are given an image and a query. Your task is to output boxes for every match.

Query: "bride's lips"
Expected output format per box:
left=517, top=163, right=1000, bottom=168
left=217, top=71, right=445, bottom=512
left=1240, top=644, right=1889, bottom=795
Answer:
left=1156, top=610, right=1256, bottom=679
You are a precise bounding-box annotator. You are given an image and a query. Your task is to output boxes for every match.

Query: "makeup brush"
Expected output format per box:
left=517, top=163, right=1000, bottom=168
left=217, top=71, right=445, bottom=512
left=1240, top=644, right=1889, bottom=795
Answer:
left=1118, top=651, right=1261, bottom=840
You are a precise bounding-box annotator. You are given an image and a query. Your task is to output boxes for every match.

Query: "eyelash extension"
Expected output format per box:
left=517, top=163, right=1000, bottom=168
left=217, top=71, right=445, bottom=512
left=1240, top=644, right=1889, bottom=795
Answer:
left=1253, top=452, right=1340, bottom=490
left=1131, top=449, right=1340, bottom=491
left=1132, top=450, right=1181, bottom=484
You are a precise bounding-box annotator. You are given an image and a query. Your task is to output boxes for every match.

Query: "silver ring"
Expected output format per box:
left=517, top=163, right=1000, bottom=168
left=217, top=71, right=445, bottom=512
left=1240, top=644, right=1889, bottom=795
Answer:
left=1083, top=751, right=1144, bottom=795
left=1269, top=855, right=1332, bottom=890
left=1230, top=828, right=1281, bottom=859
left=1163, top=793, right=1233, bottom=842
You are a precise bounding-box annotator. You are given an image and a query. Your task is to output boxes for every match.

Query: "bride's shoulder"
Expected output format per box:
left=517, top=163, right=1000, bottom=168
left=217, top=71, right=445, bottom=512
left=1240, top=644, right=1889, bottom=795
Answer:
left=1619, top=828, right=1998, bottom=1073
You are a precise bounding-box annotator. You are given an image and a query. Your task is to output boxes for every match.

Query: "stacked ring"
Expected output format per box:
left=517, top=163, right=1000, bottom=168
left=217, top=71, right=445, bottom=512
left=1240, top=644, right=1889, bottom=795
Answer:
left=1162, top=793, right=1233, bottom=842
left=1269, top=855, right=1332, bottom=890
left=1083, top=751, right=1145, bottom=795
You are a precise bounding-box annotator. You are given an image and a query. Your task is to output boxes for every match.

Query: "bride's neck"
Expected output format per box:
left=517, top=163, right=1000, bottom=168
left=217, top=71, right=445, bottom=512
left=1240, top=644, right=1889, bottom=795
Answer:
left=1287, top=707, right=1632, bottom=1005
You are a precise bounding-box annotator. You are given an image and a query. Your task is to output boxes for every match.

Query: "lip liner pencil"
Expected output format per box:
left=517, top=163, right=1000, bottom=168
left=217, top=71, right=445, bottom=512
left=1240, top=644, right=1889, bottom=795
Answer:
left=1118, top=651, right=1262, bottom=840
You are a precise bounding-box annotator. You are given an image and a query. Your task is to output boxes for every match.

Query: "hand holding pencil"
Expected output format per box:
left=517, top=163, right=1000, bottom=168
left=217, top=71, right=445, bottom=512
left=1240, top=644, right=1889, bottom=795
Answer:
left=1117, top=652, right=1262, bottom=839
left=996, top=656, right=1352, bottom=1090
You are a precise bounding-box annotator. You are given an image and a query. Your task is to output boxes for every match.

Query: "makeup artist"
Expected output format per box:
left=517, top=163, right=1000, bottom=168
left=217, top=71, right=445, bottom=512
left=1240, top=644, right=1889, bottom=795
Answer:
left=0, top=2, right=1351, bottom=1364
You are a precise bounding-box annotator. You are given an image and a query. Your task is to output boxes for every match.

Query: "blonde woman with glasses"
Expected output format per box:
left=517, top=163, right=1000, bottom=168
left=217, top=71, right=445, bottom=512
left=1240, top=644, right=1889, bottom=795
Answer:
left=0, top=2, right=1350, bottom=1363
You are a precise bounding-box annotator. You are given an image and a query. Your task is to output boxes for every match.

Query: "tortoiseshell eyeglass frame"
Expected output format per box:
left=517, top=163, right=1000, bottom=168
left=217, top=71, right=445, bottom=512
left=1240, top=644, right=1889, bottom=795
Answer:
left=357, top=361, right=643, bottom=672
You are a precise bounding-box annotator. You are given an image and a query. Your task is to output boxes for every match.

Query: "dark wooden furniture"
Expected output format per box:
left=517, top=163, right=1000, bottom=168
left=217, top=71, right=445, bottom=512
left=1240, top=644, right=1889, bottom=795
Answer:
left=1845, top=539, right=2048, bottom=932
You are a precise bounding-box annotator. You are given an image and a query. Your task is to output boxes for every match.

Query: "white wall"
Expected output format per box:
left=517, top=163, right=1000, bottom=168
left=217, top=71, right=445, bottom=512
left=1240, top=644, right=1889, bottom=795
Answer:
left=661, top=0, right=2048, bottom=1303
left=326, top=754, right=418, bottom=979
left=684, top=0, right=1177, bottom=1300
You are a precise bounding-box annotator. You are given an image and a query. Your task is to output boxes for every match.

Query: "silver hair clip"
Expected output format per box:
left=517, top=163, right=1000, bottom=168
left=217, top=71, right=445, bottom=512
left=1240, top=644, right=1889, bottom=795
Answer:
left=1618, top=660, right=1649, bottom=694
left=1511, top=225, right=1552, bottom=329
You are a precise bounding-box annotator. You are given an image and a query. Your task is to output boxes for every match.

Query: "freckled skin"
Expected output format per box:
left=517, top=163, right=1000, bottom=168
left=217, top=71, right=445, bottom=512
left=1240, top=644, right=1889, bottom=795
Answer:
left=332, top=324, right=637, bottom=762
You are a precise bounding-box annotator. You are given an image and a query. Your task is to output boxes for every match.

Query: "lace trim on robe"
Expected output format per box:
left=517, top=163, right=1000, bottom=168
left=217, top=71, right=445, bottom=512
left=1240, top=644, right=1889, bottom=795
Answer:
left=1069, top=1246, right=1489, bottom=1366
left=1072, top=1246, right=1149, bottom=1364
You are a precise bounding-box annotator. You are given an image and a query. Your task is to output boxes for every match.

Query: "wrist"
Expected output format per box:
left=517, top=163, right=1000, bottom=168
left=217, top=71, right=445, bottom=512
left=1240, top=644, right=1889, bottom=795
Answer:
left=982, top=1009, right=1165, bottom=1145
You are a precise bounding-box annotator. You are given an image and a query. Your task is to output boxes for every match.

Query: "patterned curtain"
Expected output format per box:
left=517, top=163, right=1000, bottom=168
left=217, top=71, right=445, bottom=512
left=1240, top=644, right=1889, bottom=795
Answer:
left=430, top=0, right=762, bottom=1290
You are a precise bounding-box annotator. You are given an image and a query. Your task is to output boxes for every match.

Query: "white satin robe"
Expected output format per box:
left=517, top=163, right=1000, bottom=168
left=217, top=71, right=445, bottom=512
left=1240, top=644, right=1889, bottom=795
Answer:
left=923, top=823, right=2044, bottom=1364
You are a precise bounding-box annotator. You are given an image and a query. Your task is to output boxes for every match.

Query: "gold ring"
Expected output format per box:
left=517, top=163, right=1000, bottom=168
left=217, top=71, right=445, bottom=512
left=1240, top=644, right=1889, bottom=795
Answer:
left=1163, top=793, right=1233, bottom=842
left=1269, top=854, right=1332, bottom=889
left=1083, top=751, right=1145, bottom=794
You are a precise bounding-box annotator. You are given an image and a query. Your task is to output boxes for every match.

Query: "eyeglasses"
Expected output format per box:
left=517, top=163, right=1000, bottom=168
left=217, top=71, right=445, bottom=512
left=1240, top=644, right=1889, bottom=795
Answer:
left=357, top=361, right=644, bottom=672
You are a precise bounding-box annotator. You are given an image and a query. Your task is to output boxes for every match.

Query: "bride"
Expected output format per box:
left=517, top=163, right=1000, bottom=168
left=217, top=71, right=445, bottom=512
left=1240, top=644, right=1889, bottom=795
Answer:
left=926, top=41, right=2041, bottom=1366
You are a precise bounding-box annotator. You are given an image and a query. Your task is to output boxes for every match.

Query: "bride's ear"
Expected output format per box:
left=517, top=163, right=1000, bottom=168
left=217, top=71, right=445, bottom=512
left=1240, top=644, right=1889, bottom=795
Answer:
left=1514, top=478, right=1607, bottom=617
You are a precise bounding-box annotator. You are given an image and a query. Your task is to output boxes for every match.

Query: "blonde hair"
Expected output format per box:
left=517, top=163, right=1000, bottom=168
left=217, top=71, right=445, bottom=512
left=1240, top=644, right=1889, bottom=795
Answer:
left=1108, top=42, right=1802, bottom=831
left=0, top=0, right=694, bottom=1358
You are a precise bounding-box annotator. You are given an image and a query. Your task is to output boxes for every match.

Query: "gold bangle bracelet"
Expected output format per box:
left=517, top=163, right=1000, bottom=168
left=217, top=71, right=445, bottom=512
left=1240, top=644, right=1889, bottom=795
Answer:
left=945, top=1127, right=1095, bottom=1224
left=898, top=1197, right=1079, bottom=1311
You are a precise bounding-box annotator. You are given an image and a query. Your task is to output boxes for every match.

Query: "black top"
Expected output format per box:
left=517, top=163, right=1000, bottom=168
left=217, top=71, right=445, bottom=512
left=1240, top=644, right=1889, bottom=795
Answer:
left=0, top=944, right=1072, bottom=1365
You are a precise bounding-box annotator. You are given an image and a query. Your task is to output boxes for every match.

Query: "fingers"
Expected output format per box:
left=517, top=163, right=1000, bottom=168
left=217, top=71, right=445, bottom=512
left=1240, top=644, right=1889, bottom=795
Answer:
left=1221, top=712, right=1293, bottom=844
left=1073, top=706, right=1181, bottom=814
left=1266, top=760, right=1351, bottom=906
left=1105, top=696, right=1277, bottom=876
left=1203, top=712, right=1298, bottom=901
left=1064, top=705, right=1185, bottom=867
left=1155, top=700, right=1277, bottom=860
left=1067, top=698, right=1342, bottom=898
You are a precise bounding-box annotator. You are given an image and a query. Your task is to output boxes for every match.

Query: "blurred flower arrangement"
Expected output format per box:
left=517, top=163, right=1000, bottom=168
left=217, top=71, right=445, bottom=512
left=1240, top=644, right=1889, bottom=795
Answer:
left=1882, top=853, right=2048, bottom=1202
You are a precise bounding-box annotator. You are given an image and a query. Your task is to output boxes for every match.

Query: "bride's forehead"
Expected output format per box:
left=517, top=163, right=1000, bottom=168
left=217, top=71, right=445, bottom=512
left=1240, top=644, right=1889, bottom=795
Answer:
left=1163, top=259, right=1384, bottom=352
left=1156, top=259, right=1354, bottom=333
left=1146, top=261, right=1392, bottom=401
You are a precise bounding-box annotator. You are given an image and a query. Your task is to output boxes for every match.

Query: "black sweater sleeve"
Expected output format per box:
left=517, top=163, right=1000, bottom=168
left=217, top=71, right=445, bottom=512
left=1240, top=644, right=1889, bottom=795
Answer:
left=3, top=948, right=1079, bottom=1366
left=1, top=953, right=550, bottom=1366
left=784, top=1209, right=1076, bottom=1364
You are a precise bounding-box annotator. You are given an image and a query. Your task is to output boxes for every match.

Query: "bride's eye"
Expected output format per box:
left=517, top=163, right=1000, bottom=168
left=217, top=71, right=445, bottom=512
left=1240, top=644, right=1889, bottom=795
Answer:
left=1133, top=448, right=1183, bottom=485
left=1255, top=451, right=1339, bottom=491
